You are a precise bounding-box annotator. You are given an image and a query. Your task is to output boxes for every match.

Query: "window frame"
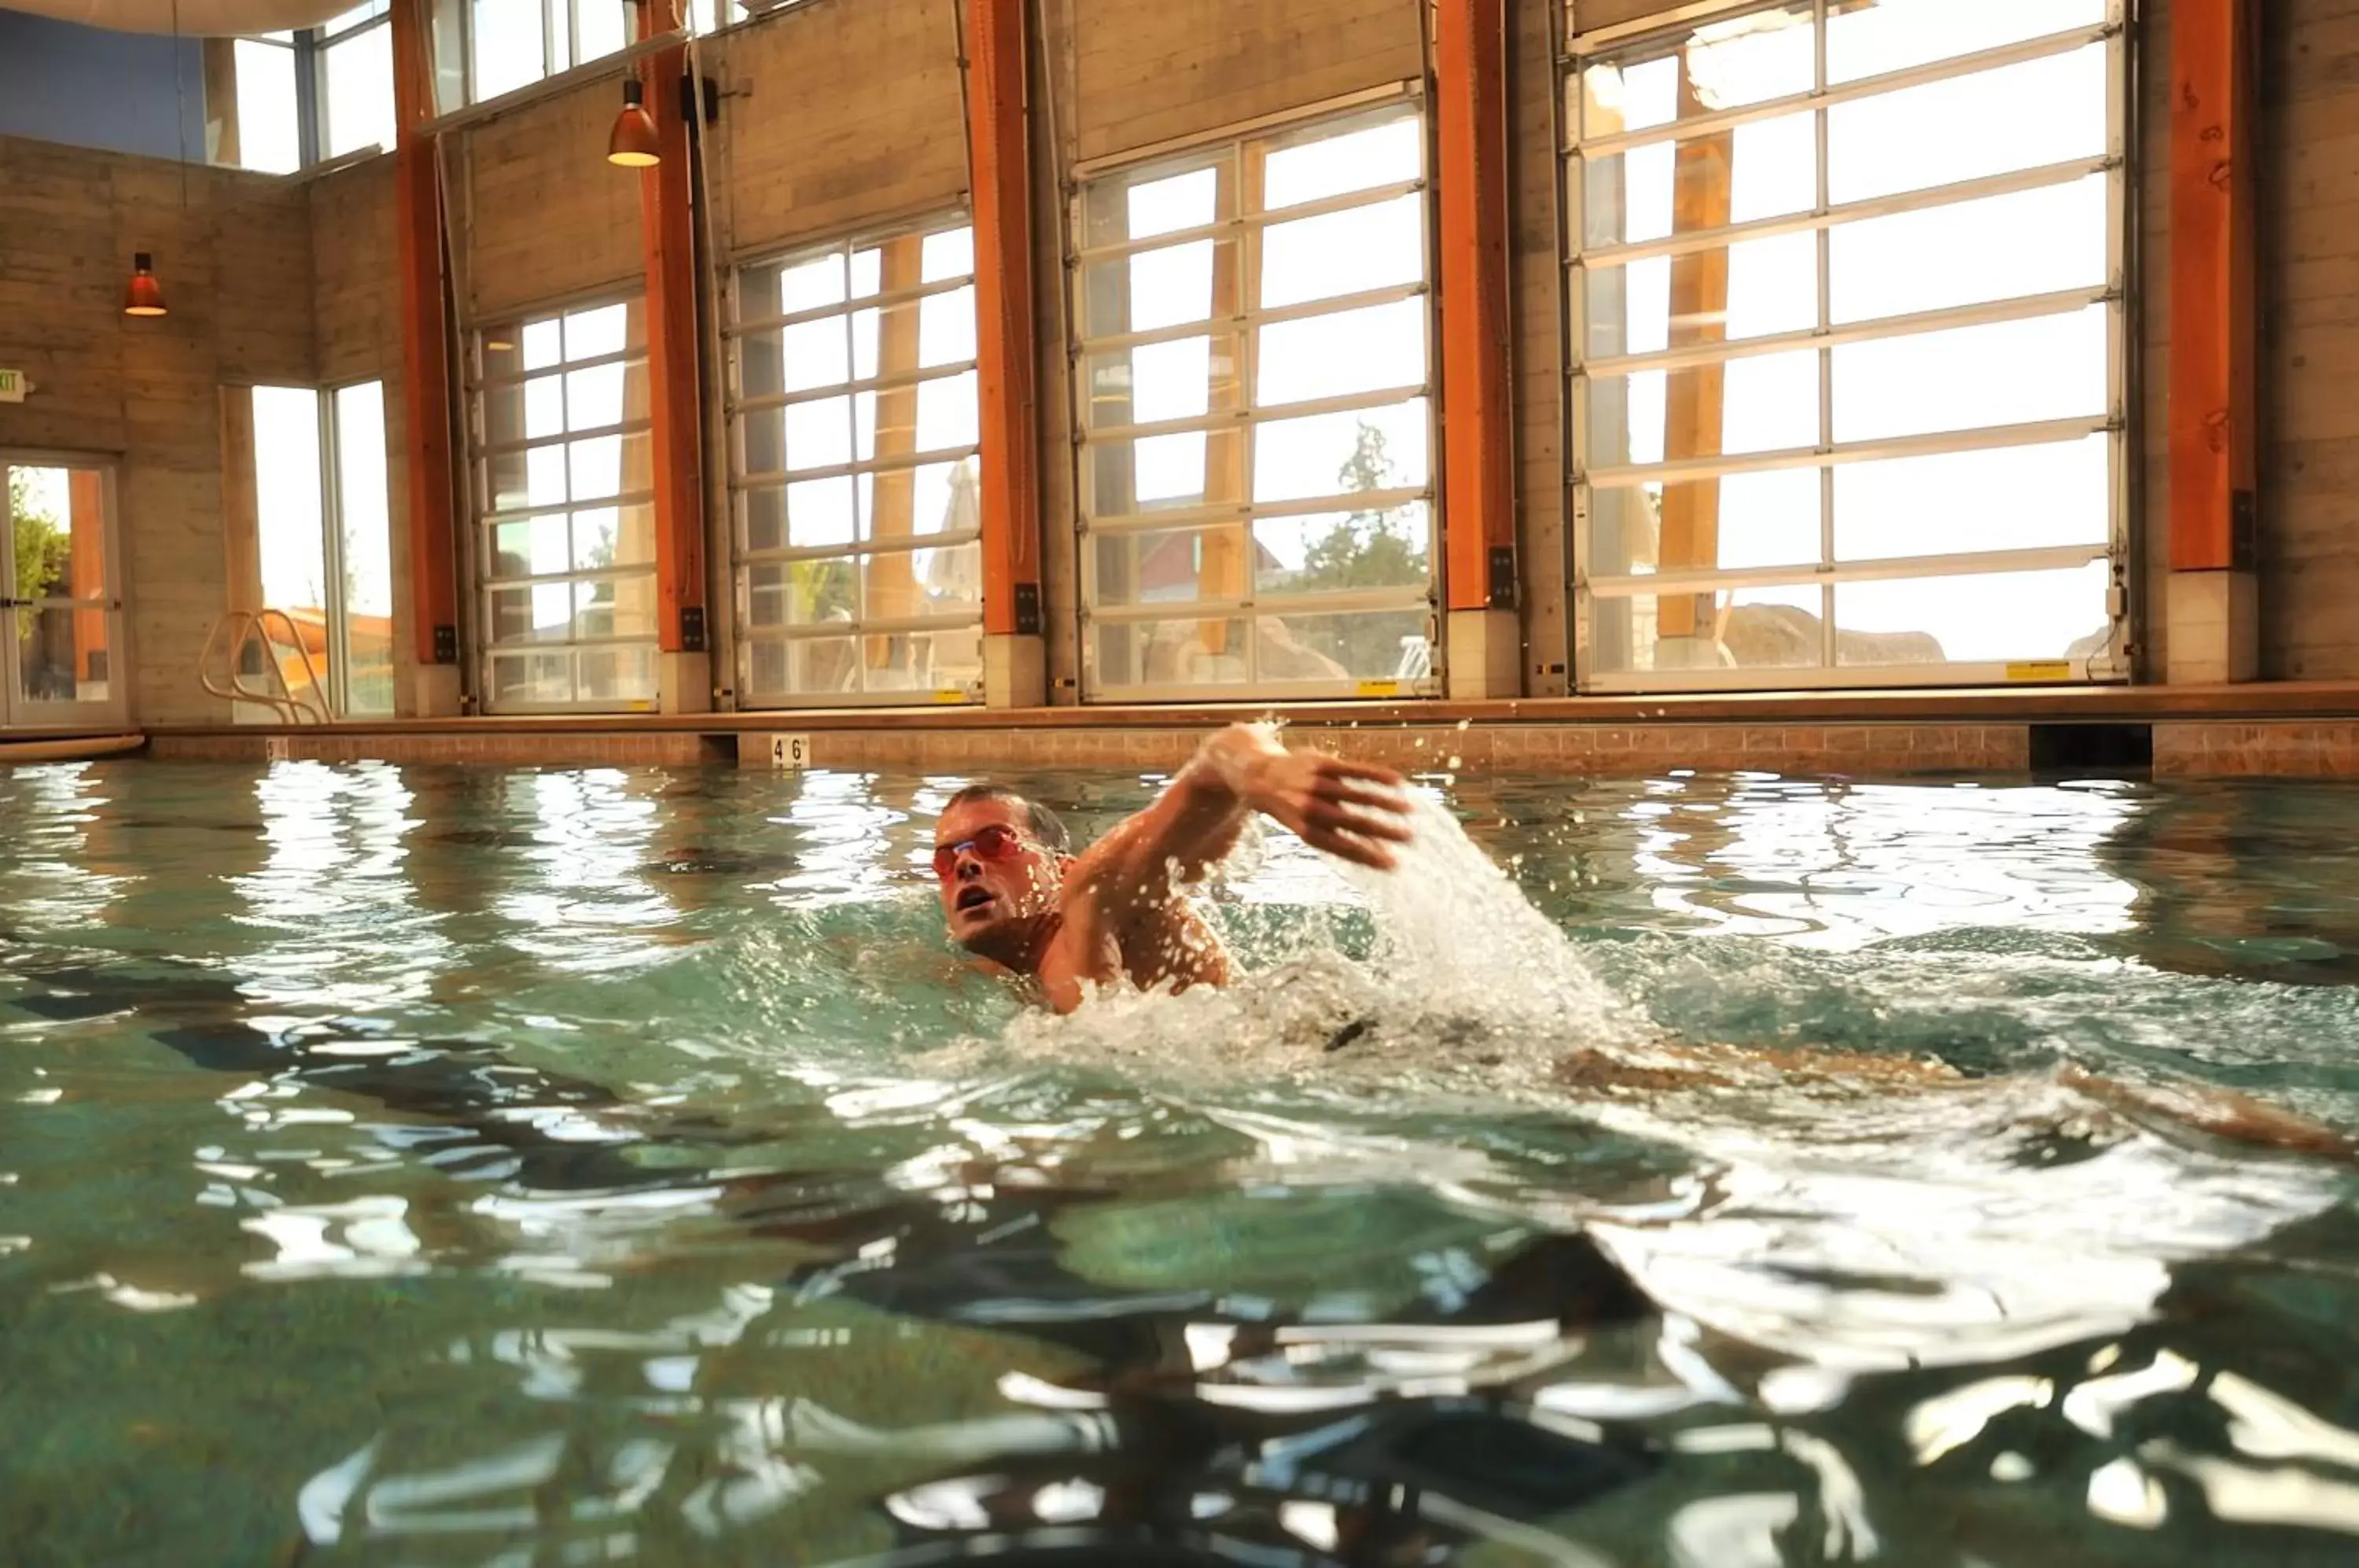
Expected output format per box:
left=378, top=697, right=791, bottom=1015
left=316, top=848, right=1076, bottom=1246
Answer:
left=465, top=289, right=663, bottom=715
left=230, top=32, right=315, bottom=173
left=241, top=381, right=394, bottom=719
left=312, top=3, right=397, bottom=164
left=230, top=5, right=396, bottom=173
left=1068, top=92, right=1444, bottom=704
left=1560, top=0, right=2133, bottom=693
left=459, top=0, right=643, bottom=105
left=323, top=379, right=398, bottom=717
left=721, top=212, right=990, bottom=709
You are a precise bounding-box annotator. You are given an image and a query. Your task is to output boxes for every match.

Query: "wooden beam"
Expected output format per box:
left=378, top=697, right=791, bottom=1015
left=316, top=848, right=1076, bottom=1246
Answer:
left=635, top=0, right=708, bottom=654
left=392, top=0, right=459, bottom=671
left=201, top=39, right=239, bottom=166
left=1198, top=149, right=1258, bottom=653
left=1436, top=0, right=1516, bottom=612
left=867, top=234, right=926, bottom=658
left=963, top=0, right=1042, bottom=639
left=2168, top=0, right=2257, bottom=573
left=1656, top=57, right=1732, bottom=640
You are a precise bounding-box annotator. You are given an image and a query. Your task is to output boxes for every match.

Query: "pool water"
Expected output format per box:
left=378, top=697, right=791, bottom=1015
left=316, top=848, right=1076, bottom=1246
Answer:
left=3, top=758, right=2358, bottom=1566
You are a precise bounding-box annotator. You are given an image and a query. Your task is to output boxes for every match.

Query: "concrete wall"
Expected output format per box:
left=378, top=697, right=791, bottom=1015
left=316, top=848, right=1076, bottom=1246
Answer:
left=2256, top=0, right=2359, bottom=680
left=0, top=13, right=208, bottom=164
left=1064, top=0, right=1425, bottom=163
left=458, top=82, right=646, bottom=322
left=0, top=136, right=316, bottom=726
left=1511, top=0, right=1570, bottom=694
left=707, top=0, right=970, bottom=259
left=2132, top=0, right=2358, bottom=683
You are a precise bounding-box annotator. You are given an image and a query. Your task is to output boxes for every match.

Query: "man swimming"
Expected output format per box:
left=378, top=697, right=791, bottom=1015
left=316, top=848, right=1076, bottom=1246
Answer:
left=933, top=722, right=1413, bottom=1014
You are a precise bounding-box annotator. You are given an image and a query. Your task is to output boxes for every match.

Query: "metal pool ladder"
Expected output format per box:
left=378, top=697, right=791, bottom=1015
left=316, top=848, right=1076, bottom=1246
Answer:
left=198, top=609, right=331, bottom=725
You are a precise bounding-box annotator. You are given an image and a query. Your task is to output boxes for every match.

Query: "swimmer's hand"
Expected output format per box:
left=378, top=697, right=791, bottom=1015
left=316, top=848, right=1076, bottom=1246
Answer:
left=1235, top=738, right=1413, bottom=871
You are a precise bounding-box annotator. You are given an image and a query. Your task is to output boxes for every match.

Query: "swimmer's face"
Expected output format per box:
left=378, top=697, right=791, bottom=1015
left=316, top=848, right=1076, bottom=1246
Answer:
left=934, top=797, right=1065, bottom=951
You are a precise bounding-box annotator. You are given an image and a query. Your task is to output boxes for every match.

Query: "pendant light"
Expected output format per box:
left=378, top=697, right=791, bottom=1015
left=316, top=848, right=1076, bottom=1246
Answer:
left=123, top=252, right=168, bottom=318
left=608, top=77, right=661, bottom=168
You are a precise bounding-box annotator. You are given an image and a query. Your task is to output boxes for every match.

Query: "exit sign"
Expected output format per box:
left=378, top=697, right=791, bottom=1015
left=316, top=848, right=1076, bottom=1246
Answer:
left=0, top=370, right=23, bottom=403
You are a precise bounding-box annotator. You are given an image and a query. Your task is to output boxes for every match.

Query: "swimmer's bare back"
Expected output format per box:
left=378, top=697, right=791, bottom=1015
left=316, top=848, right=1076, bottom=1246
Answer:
left=1551, top=1040, right=2357, bottom=1162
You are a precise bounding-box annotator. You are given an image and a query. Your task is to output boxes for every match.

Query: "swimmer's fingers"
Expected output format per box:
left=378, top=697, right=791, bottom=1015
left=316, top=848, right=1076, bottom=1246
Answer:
left=1310, top=775, right=1414, bottom=818
left=1302, top=824, right=1398, bottom=870
left=1313, top=801, right=1414, bottom=844
left=1300, top=803, right=1412, bottom=869
left=1310, top=756, right=1408, bottom=789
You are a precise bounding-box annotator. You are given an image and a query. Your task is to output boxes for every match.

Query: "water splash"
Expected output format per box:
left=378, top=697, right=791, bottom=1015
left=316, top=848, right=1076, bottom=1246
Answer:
left=965, top=797, right=1641, bottom=1094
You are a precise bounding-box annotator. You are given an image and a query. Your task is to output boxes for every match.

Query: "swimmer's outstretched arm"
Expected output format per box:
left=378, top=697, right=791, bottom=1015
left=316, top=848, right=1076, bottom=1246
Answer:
left=1069, top=724, right=1412, bottom=925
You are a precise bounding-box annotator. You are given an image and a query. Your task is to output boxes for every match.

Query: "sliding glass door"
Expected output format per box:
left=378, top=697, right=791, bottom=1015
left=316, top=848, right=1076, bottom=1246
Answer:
left=2, top=455, right=126, bottom=731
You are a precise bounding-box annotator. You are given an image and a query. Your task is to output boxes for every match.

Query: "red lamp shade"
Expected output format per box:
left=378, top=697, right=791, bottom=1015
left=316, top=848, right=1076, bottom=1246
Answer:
left=123, top=252, right=167, bottom=318
left=608, top=78, right=661, bottom=168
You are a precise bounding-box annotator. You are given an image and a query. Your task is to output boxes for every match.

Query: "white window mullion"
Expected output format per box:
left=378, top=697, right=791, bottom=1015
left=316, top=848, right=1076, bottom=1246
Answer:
left=1813, top=0, right=1834, bottom=672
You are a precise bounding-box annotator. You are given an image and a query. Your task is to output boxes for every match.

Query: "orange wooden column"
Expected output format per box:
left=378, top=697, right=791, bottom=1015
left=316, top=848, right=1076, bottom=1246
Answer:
left=964, top=0, right=1043, bottom=647
left=1657, top=59, right=1733, bottom=644
left=392, top=0, right=461, bottom=690
left=1197, top=151, right=1259, bottom=655
left=867, top=235, right=926, bottom=657
left=1434, top=0, right=1515, bottom=615
left=633, top=0, right=708, bottom=671
left=2168, top=0, right=2257, bottom=575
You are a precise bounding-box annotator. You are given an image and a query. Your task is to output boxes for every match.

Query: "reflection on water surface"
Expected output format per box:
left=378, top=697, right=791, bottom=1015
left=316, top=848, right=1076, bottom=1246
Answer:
left=2, top=759, right=2357, bottom=1564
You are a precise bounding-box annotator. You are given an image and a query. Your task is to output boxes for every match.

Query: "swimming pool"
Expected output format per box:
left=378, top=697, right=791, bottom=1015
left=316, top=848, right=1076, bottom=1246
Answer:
left=3, top=757, right=2357, bottom=1565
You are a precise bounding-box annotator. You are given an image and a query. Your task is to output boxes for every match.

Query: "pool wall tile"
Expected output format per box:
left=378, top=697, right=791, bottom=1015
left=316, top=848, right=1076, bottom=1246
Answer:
left=2155, top=720, right=2359, bottom=777
left=135, top=719, right=2359, bottom=779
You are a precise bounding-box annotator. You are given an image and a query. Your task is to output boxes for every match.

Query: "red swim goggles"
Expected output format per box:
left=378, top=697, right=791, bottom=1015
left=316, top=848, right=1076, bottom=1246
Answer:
left=932, top=823, right=1032, bottom=880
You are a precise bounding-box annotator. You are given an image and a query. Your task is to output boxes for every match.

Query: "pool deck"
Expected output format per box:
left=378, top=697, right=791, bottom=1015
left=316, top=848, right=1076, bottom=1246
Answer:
left=11, top=682, right=2358, bottom=777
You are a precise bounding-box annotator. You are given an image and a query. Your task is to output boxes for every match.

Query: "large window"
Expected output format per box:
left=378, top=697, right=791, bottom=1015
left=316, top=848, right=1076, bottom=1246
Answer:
left=318, top=2, right=397, bottom=160
left=245, top=382, right=396, bottom=716
left=469, top=298, right=659, bottom=712
left=224, top=4, right=396, bottom=174
left=458, top=0, right=755, bottom=105
left=467, top=0, right=629, bottom=101
left=1073, top=102, right=1437, bottom=700
left=1566, top=0, right=2126, bottom=689
left=230, top=35, right=304, bottom=174
left=726, top=217, right=985, bottom=706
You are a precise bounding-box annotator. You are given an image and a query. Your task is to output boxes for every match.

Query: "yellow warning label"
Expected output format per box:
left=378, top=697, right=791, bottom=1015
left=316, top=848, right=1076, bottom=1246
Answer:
left=932, top=689, right=969, bottom=704
left=1354, top=679, right=1402, bottom=698
left=2005, top=661, right=2073, bottom=682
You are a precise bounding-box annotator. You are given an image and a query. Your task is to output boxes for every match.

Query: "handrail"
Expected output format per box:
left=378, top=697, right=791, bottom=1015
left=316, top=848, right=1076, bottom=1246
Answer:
left=199, top=609, right=332, bottom=725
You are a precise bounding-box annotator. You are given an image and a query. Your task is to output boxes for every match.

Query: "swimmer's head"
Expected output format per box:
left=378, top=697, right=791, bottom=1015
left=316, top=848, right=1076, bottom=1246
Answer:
left=933, top=786, right=1073, bottom=961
